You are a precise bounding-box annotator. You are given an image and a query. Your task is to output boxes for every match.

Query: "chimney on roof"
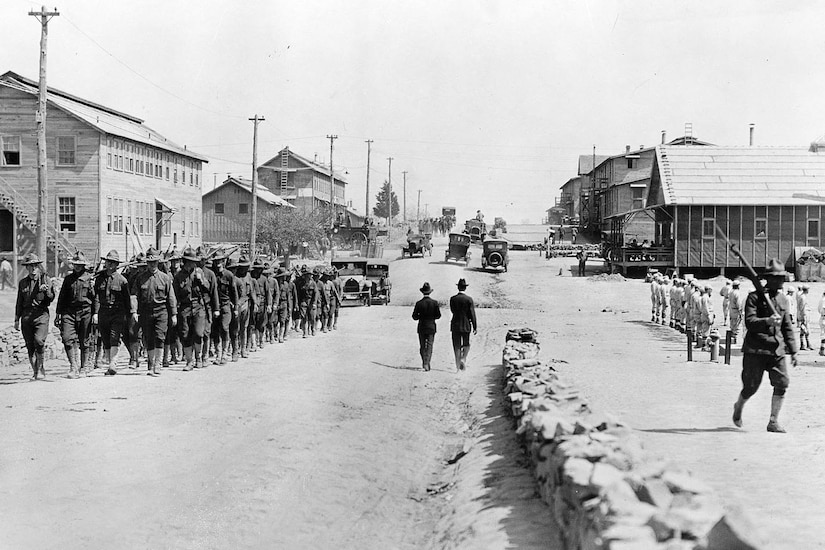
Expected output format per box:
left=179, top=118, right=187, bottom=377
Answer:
left=626, top=145, right=630, bottom=154
left=749, top=123, right=755, bottom=146
left=640, top=145, right=644, bottom=151
left=661, top=130, right=666, bottom=144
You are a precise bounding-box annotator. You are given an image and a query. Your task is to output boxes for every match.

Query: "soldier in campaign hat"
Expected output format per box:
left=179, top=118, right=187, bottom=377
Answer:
left=197, top=247, right=220, bottom=365
left=56, top=251, right=96, bottom=378
left=130, top=247, right=177, bottom=376
left=92, top=249, right=132, bottom=376
left=211, top=253, right=237, bottom=364
left=273, top=267, right=293, bottom=343
left=173, top=247, right=215, bottom=370
left=14, top=253, right=55, bottom=380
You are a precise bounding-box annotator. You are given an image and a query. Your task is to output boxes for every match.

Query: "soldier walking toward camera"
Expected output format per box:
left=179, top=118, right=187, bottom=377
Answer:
left=130, top=247, right=177, bottom=377
left=56, top=252, right=96, bottom=378
left=274, top=267, right=293, bottom=343
left=212, top=254, right=237, bottom=364
left=450, top=278, right=477, bottom=371
left=198, top=249, right=220, bottom=365
left=733, top=259, right=797, bottom=433
left=15, top=253, right=54, bottom=381
left=250, top=259, right=270, bottom=350
left=265, top=263, right=279, bottom=344
left=729, top=280, right=744, bottom=344
left=233, top=256, right=255, bottom=358
left=174, top=248, right=212, bottom=371
left=93, top=250, right=131, bottom=376
left=412, top=281, right=440, bottom=371
left=297, top=267, right=316, bottom=338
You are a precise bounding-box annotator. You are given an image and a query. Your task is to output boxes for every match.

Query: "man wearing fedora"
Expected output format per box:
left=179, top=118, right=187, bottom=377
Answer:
left=15, top=253, right=55, bottom=380
left=130, top=247, right=177, bottom=377
left=93, top=250, right=132, bottom=376
left=450, top=278, right=477, bottom=371
left=56, top=251, right=96, bottom=378
left=412, top=282, right=441, bottom=371
left=734, top=258, right=798, bottom=433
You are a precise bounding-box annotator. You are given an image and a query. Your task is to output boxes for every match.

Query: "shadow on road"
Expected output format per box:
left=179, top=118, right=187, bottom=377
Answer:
left=638, top=426, right=741, bottom=435
left=369, top=360, right=422, bottom=371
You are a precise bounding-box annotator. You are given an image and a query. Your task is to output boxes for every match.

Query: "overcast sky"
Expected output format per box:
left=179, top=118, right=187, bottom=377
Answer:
left=2, top=0, right=824, bottom=224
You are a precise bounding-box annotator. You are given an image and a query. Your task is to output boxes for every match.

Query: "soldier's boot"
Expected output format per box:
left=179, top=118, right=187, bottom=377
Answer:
left=767, top=395, right=786, bottom=433
left=151, top=349, right=162, bottom=376
left=162, top=345, right=171, bottom=368
left=194, top=345, right=204, bottom=369
left=36, top=351, right=46, bottom=380
left=105, top=347, right=118, bottom=376
left=258, top=330, right=265, bottom=349
left=182, top=346, right=194, bottom=371
left=94, top=344, right=104, bottom=369
left=732, top=395, right=747, bottom=427
left=79, top=347, right=89, bottom=376
left=65, top=346, right=80, bottom=379
left=28, top=352, right=38, bottom=380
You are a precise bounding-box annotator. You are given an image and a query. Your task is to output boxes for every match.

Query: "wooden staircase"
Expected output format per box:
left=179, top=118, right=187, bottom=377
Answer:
left=0, top=175, right=74, bottom=256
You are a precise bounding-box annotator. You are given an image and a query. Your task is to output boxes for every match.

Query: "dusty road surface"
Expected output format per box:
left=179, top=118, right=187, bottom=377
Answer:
left=4, top=235, right=825, bottom=549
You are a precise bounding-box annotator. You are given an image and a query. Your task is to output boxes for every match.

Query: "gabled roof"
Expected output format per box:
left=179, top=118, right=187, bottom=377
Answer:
left=654, top=145, right=825, bottom=206
left=203, top=177, right=294, bottom=207
left=0, top=71, right=207, bottom=162
left=578, top=154, right=610, bottom=175
left=619, top=168, right=650, bottom=185
left=260, top=147, right=347, bottom=184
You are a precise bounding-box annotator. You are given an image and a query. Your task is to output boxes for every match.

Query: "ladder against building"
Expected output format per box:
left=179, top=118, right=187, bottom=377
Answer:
left=280, top=147, right=290, bottom=192
left=0, top=174, right=74, bottom=260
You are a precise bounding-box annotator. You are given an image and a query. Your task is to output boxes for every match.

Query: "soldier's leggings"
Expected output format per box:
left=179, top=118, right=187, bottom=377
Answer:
left=177, top=308, right=206, bottom=347
left=60, top=309, right=93, bottom=349
left=139, top=310, right=168, bottom=351
left=21, top=310, right=49, bottom=355
left=98, top=309, right=125, bottom=348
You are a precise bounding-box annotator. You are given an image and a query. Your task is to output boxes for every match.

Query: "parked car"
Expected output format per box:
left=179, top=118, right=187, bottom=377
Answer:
left=464, top=219, right=487, bottom=243
left=445, top=232, right=471, bottom=264
left=366, top=259, right=391, bottom=305
left=331, top=258, right=371, bottom=306
left=481, top=238, right=509, bottom=272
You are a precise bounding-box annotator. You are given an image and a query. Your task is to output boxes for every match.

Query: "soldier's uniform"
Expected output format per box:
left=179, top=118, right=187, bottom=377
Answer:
left=233, top=256, right=257, bottom=358
left=274, top=267, right=293, bottom=343
left=250, top=260, right=270, bottom=350
left=729, top=281, right=744, bottom=344
left=720, top=280, right=732, bottom=325
left=162, top=253, right=183, bottom=368
left=130, top=247, right=177, bottom=376
left=93, top=250, right=131, bottom=376
left=174, top=247, right=213, bottom=370
left=318, top=271, right=331, bottom=332
left=658, top=276, right=671, bottom=326
left=15, top=253, right=55, bottom=380
left=297, top=267, right=316, bottom=338
left=699, top=286, right=715, bottom=350
left=265, top=264, right=279, bottom=344
left=123, top=254, right=145, bottom=368
left=211, top=255, right=236, bottom=364
left=56, top=252, right=96, bottom=378
left=650, top=275, right=660, bottom=323
left=797, top=285, right=813, bottom=351
left=198, top=250, right=219, bottom=364
left=329, top=268, right=342, bottom=330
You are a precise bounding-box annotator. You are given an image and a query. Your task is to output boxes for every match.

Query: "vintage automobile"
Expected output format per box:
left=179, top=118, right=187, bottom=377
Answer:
left=401, top=233, right=432, bottom=258
left=481, top=238, right=509, bottom=272
left=445, top=232, right=471, bottom=264
left=464, top=219, right=487, bottom=243
left=331, top=258, right=372, bottom=306
left=366, top=259, right=391, bottom=305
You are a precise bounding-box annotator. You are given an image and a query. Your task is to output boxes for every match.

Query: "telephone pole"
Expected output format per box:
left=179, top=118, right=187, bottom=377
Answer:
left=387, top=157, right=394, bottom=239
left=364, top=139, right=373, bottom=219
left=327, top=134, right=338, bottom=222
left=249, top=115, right=264, bottom=259
left=29, top=6, right=59, bottom=264
left=402, top=170, right=407, bottom=224
left=417, top=189, right=421, bottom=223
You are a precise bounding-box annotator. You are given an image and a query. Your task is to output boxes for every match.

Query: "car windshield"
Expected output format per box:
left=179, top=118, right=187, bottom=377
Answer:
left=487, top=243, right=505, bottom=250
left=333, top=263, right=365, bottom=276
left=366, top=267, right=387, bottom=277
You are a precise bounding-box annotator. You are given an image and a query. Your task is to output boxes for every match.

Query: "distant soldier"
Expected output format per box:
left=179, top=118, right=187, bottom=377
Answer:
left=173, top=247, right=211, bottom=371
left=233, top=255, right=256, bottom=358
left=274, top=267, right=293, bottom=343
left=297, top=266, right=316, bottom=338
left=93, top=250, right=131, bottom=376
left=690, top=280, right=704, bottom=348
left=123, top=253, right=145, bottom=369
left=699, top=285, right=715, bottom=350
left=318, top=269, right=332, bottom=333
left=729, top=280, right=745, bottom=344
left=669, top=278, right=680, bottom=329
left=130, top=247, right=177, bottom=377
left=198, top=248, right=220, bottom=365
left=162, top=251, right=183, bottom=368
left=0, top=255, right=14, bottom=290
left=56, top=251, right=96, bottom=378
left=310, top=267, right=323, bottom=335
left=14, top=253, right=55, bottom=381
left=213, top=254, right=237, bottom=364
left=658, top=276, right=671, bottom=326
left=719, top=279, right=732, bottom=325
left=650, top=274, right=660, bottom=323
left=250, top=259, right=270, bottom=350
left=797, top=284, right=813, bottom=351
left=329, top=268, right=342, bottom=330
left=265, top=263, right=279, bottom=344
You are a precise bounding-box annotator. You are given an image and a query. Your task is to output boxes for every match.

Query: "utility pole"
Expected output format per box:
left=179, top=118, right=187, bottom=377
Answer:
left=402, top=170, right=407, bottom=224
left=327, top=134, right=338, bottom=223
left=249, top=115, right=265, bottom=260
left=364, top=139, right=373, bottom=219
left=29, top=6, right=59, bottom=264
left=387, top=157, right=394, bottom=239
left=416, top=189, right=422, bottom=223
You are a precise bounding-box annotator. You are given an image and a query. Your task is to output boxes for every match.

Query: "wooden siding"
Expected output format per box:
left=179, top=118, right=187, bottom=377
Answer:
left=675, top=204, right=823, bottom=269
left=202, top=184, right=283, bottom=242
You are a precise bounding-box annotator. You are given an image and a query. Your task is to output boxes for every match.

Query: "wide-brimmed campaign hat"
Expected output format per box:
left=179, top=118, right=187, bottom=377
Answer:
left=252, top=259, right=266, bottom=270
left=420, top=282, right=433, bottom=295
left=274, top=267, right=289, bottom=278
left=22, top=253, right=43, bottom=265
left=144, top=247, right=161, bottom=262
left=70, top=251, right=89, bottom=266
left=101, top=249, right=120, bottom=263
left=456, top=278, right=468, bottom=290
left=236, top=255, right=251, bottom=268
left=764, top=258, right=787, bottom=278
left=181, top=247, right=199, bottom=263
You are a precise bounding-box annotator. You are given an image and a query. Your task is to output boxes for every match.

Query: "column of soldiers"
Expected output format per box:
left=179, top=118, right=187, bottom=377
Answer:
left=15, top=245, right=343, bottom=380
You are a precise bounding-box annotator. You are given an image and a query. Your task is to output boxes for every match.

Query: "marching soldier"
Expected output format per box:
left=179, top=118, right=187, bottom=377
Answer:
left=173, top=247, right=210, bottom=370
left=56, top=251, right=96, bottom=378
left=297, top=266, right=316, bottom=338
left=650, top=274, right=660, bottom=323
left=123, top=253, right=145, bottom=369
left=233, top=255, right=256, bottom=358
left=93, top=250, right=132, bottom=376
left=318, top=269, right=331, bottom=333
left=250, top=259, right=270, bottom=350
left=720, top=279, right=732, bottom=325
left=212, top=254, right=237, bottom=364
left=197, top=248, right=220, bottom=365
left=797, top=284, right=814, bottom=351
left=699, top=285, right=715, bottom=351
left=329, top=267, right=342, bottom=330
left=729, top=280, right=745, bottom=344
left=14, top=253, right=55, bottom=381
left=162, top=250, right=183, bottom=368
left=658, top=276, right=671, bottom=326
left=265, top=263, right=279, bottom=344
left=274, top=267, right=293, bottom=343
left=690, top=280, right=704, bottom=348
left=130, top=247, right=177, bottom=377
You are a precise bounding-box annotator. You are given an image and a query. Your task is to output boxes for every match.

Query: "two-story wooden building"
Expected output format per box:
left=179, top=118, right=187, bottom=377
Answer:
left=0, top=71, right=207, bottom=272
left=256, top=146, right=346, bottom=214
left=202, top=176, right=294, bottom=243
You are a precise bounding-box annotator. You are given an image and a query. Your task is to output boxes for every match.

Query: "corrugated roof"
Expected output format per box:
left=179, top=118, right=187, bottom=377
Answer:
left=0, top=71, right=208, bottom=162
left=656, top=145, right=825, bottom=205
left=203, top=177, right=294, bottom=207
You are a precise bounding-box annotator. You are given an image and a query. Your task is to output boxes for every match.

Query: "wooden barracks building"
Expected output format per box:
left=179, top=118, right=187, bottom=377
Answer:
left=0, top=71, right=206, bottom=271
left=257, top=147, right=347, bottom=213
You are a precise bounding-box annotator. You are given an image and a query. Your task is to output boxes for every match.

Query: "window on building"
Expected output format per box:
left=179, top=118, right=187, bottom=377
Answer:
left=1, top=135, right=21, bottom=166
left=631, top=186, right=645, bottom=210
left=195, top=208, right=199, bottom=236
left=56, top=136, right=76, bottom=166
left=809, top=219, right=820, bottom=240
left=215, top=203, right=225, bottom=214
left=106, top=197, right=113, bottom=233
left=126, top=199, right=132, bottom=233
left=627, top=158, right=635, bottom=169
left=163, top=216, right=171, bottom=236
left=239, top=203, right=249, bottom=215
left=181, top=206, right=187, bottom=235
left=147, top=203, right=154, bottom=235
left=58, top=197, right=76, bottom=232
left=755, top=218, right=767, bottom=239
left=702, top=218, right=715, bottom=239
left=106, top=138, right=112, bottom=168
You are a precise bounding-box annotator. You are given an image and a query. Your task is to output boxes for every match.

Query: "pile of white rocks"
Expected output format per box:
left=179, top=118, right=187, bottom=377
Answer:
left=0, top=324, right=63, bottom=369
left=502, top=330, right=762, bottom=550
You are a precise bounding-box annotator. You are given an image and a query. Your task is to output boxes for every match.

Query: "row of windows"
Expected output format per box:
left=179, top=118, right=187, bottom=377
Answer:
left=105, top=138, right=201, bottom=188
left=1, top=135, right=76, bottom=167
left=214, top=202, right=248, bottom=215
left=180, top=206, right=200, bottom=237
left=105, top=197, right=198, bottom=237
left=701, top=218, right=821, bottom=240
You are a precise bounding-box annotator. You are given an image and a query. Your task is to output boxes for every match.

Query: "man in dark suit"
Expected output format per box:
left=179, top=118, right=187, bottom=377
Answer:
left=450, top=278, right=477, bottom=371
left=412, top=282, right=440, bottom=371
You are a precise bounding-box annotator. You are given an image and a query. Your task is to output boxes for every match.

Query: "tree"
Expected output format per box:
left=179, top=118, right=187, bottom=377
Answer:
left=257, top=207, right=328, bottom=267
left=372, top=181, right=400, bottom=221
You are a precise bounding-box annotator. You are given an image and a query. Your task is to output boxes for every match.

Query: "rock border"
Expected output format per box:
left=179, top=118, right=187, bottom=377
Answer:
left=501, top=331, right=762, bottom=550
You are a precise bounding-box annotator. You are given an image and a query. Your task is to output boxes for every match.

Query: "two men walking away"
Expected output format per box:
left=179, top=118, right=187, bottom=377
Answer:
left=450, top=278, right=477, bottom=371
left=412, top=282, right=440, bottom=371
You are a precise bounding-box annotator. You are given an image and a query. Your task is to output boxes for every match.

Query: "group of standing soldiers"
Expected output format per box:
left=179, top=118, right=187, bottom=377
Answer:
left=14, top=245, right=343, bottom=380
left=649, top=273, right=820, bottom=353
